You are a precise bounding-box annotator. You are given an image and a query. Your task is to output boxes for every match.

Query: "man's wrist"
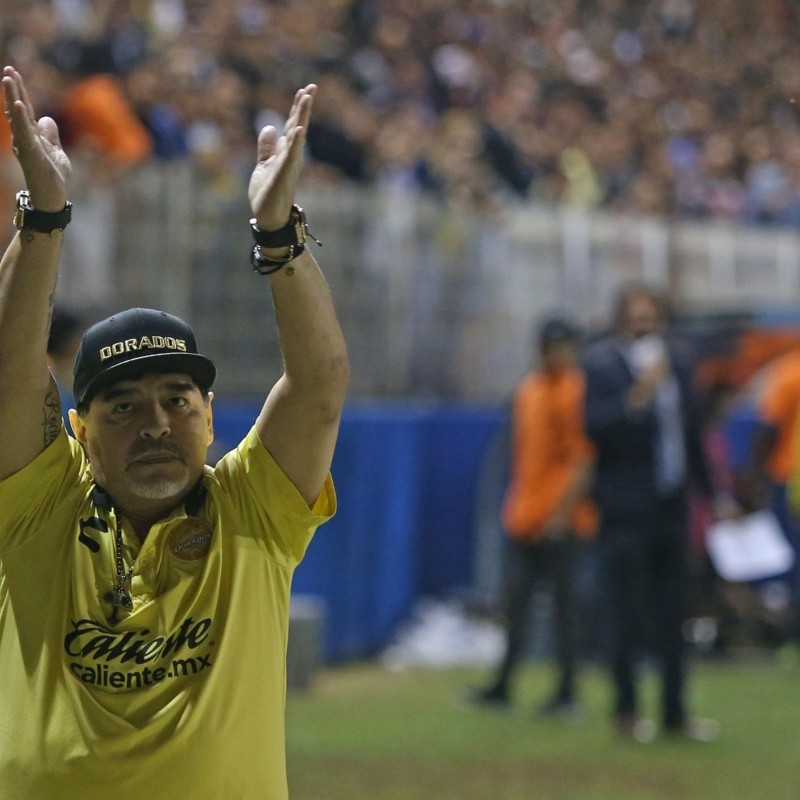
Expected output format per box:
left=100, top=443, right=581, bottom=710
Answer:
left=27, top=194, right=68, bottom=213
left=254, top=213, right=292, bottom=233
left=13, top=190, right=72, bottom=232
left=249, top=205, right=320, bottom=275
left=250, top=243, right=305, bottom=275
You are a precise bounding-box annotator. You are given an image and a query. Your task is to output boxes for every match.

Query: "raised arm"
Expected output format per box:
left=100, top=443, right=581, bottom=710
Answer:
left=0, top=67, right=72, bottom=481
left=249, top=85, right=350, bottom=506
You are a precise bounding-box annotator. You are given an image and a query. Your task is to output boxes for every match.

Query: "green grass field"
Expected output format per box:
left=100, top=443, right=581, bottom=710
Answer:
left=286, top=658, right=799, bottom=800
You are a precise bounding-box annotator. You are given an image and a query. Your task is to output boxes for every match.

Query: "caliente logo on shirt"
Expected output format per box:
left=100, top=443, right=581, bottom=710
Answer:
left=64, top=615, right=214, bottom=691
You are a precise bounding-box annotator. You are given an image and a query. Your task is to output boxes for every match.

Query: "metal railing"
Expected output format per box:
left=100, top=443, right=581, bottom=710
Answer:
left=25, top=162, right=800, bottom=400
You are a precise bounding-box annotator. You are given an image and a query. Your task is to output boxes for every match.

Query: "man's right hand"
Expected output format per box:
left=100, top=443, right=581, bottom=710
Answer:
left=627, top=358, right=668, bottom=411
left=2, top=66, right=71, bottom=212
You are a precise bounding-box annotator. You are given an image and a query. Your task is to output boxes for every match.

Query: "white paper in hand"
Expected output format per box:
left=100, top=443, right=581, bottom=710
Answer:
left=706, top=510, right=796, bottom=582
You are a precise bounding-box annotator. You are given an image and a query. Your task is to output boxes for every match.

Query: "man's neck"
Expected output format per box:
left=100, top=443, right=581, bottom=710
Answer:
left=111, top=480, right=206, bottom=543
left=95, top=490, right=186, bottom=544
left=95, top=479, right=206, bottom=543
left=121, top=503, right=179, bottom=543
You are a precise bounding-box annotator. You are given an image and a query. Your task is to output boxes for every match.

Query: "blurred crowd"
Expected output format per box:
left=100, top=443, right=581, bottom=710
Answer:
left=4, top=0, right=800, bottom=224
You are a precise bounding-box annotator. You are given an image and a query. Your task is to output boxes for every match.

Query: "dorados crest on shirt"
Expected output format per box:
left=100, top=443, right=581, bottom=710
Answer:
left=99, top=336, right=187, bottom=361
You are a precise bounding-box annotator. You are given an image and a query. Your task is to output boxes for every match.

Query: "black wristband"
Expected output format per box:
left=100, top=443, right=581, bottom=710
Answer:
left=250, top=205, right=306, bottom=248
left=251, top=218, right=296, bottom=247
left=249, top=204, right=321, bottom=275
left=13, top=190, right=72, bottom=232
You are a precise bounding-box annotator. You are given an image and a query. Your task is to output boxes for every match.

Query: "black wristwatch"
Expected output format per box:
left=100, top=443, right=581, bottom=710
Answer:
left=13, top=190, right=72, bottom=232
left=249, top=205, right=321, bottom=275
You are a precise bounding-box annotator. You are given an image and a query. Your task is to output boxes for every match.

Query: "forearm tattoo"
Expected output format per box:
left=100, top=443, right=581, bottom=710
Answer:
left=42, top=390, right=61, bottom=446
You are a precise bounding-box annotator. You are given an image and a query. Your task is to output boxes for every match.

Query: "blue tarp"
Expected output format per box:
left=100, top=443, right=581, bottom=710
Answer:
left=211, top=399, right=503, bottom=661
left=211, top=397, right=764, bottom=662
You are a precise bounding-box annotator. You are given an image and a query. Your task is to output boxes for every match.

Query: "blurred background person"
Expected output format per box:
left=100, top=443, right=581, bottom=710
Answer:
left=45, top=306, right=85, bottom=433
left=582, top=285, right=722, bottom=743
left=751, top=344, right=800, bottom=649
left=683, top=380, right=789, bottom=654
left=468, top=318, right=596, bottom=719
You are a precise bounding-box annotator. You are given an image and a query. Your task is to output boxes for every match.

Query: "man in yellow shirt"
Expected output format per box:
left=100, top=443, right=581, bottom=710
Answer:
left=0, top=66, right=349, bottom=799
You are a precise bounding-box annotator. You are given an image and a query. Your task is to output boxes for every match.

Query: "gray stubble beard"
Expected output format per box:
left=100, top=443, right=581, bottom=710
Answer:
left=126, top=463, right=191, bottom=501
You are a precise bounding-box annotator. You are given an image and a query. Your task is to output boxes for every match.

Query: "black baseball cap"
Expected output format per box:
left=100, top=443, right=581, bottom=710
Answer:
left=538, top=317, right=578, bottom=347
left=73, top=308, right=217, bottom=407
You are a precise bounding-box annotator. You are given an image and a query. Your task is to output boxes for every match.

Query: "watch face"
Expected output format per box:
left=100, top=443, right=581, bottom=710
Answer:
left=292, top=207, right=308, bottom=244
left=13, top=192, right=30, bottom=230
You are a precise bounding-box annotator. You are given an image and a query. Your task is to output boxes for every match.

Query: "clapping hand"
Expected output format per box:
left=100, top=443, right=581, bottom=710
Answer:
left=247, top=85, right=316, bottom=232
left=2, top=66, right=71, bottom=213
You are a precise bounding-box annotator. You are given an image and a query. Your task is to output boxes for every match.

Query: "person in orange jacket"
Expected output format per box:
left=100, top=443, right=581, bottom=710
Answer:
left=469, top=318, right=596, bottom=717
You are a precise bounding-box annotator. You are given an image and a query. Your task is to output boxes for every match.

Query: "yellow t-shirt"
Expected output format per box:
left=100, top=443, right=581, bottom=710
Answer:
left=0, top=426, right=335, bottom=800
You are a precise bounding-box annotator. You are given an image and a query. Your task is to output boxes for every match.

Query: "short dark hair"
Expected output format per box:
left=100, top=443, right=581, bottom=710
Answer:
left=536, top=317, right=579, bottom=350
left=612, top=283, right=670, bottom=330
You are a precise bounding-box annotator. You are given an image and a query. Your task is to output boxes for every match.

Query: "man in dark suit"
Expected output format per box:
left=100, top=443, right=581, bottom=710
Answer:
left=582, top=284, right=722, bottom=743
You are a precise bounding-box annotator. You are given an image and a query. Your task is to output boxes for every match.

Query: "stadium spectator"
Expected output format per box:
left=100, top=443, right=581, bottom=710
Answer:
left=468, top=318, right=596, bottom=719
left=123, top=55, right=189, bottom=161
left=46, top=306, right=85, bottom=433
left=59, top=71, right=152, bottom=163
left=3, top=0, right=800, bottom=227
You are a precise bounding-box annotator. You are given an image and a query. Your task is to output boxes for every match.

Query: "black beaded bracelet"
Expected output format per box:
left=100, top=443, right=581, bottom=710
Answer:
left=250, top=243, right=306, bottom=275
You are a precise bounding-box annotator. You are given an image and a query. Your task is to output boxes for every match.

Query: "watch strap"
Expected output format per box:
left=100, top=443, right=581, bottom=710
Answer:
left=14, top=190, right=72, bottom=232
left=249, top=204, right=321, bottom=275
left=250, top=205, right=307, bottom=248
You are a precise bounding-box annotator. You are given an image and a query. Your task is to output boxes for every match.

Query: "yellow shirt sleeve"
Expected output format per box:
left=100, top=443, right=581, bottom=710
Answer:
left=0, top=429, right=86, bottom=554
left=210, top=426, right=336, bottom=567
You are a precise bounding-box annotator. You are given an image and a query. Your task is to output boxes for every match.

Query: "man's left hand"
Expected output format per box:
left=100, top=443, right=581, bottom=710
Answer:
left=247, top=85, right=316, bottom=231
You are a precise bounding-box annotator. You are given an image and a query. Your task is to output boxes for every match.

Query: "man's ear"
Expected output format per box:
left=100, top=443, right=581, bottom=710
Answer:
left=69, top=409, right=88, bottom=448
left=205, top=391, right=214, bottom=446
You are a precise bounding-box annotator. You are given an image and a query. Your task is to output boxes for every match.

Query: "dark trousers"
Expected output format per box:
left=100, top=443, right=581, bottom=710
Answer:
left=490, top=536, right=581, bottom=701
left=770, top=483, right=800, bottom=643
left=600, top=496, right=688, bottom=728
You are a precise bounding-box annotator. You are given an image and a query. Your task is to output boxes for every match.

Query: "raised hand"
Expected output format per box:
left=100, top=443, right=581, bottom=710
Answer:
left=2, top=66, right=71, bottom=212
left=247, top=85, right=316, bottom=231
